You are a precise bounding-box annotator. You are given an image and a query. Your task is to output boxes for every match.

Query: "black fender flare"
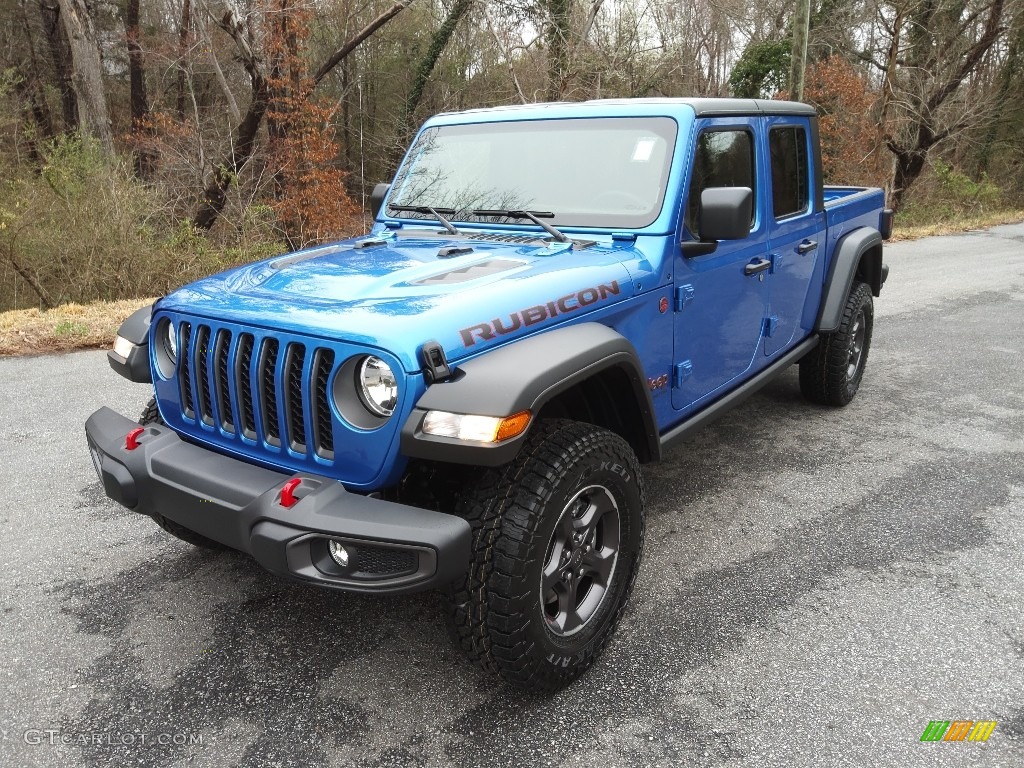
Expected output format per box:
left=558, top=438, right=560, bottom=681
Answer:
left=400, top=323, right=659, bottom=467
left=107, top=304, right=153, bottom=383
left=816, top=228, right=884, bottom=333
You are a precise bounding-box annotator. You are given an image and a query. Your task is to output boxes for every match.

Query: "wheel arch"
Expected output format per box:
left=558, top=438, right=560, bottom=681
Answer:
left=816, top=228, right=883, bottom=333
left=400, top=323, right=660, bottom=467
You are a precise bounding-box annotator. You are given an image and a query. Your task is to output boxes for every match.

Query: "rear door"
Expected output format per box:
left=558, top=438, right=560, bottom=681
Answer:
left=673, top=118, right=769, bottom=412
left=764, top=118, right=826, bottom=356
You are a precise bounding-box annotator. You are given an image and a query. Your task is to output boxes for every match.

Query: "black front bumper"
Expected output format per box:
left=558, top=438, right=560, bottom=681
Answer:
left=85, top=407, right=471, bottom=594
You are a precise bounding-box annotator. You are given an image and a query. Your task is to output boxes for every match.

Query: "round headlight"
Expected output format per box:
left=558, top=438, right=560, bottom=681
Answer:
left=163, top=320, right=177, bottom=363
left=356, top=356, right=398, bottom=417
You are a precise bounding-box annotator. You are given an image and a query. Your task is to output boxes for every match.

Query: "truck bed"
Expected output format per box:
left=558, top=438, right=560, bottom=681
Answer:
left=823, top=184, right=888, bottom=254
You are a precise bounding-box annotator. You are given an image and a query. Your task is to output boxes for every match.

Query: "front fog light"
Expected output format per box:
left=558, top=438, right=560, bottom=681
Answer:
left=422, top=410, right=532, bottom=443
left=357, top=356, right=398, bottom=417
left=112, top=335, right=134, bottom=359
left=328, top=540, right=350, bottom=567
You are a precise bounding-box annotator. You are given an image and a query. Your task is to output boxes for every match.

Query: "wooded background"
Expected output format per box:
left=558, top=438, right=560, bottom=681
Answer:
left=1, top=0, right=1022, bottom=310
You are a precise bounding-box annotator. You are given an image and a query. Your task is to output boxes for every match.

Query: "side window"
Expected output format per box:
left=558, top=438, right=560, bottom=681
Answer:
left=685, top=129, right=755, bottom=238
left=769, top=126, right=809, bottom=219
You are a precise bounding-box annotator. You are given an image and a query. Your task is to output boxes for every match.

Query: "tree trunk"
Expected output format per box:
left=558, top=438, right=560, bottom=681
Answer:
left=392, top=0, right=473, bottom=166
left=38, top=0, right=78, bottom=131
left=545, top=0, right=571, bottom=100
left=789, top=0, right=811, bottom=100
left=176, top=0, right=192, bottom=119
left=192, top=78, right=270, bottom=230
left=56, top=0, right=113, bottom=155
left=15, top=0, right=56, bottom=159
left=124, top=0, right=155, bottom=177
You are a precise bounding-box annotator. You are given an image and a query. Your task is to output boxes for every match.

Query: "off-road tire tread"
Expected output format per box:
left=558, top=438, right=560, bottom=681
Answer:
left=800, top=281, right=873, bottom=406
left=443, top=419, right=645, bottom=690
left=138, top=397, right=165, bottom=426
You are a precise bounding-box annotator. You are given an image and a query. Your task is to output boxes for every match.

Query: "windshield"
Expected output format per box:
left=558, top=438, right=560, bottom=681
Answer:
left=387, top=117, right=678, bottom=229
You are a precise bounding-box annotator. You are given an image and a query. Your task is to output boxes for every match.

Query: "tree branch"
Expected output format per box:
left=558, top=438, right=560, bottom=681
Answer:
left=313, top=0, right=415, bottom=86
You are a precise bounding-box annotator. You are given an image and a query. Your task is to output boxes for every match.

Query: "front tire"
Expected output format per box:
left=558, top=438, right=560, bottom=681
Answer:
left=800, top=281, right=874, bottom=406
left=445, top=420, right=645, bottom=690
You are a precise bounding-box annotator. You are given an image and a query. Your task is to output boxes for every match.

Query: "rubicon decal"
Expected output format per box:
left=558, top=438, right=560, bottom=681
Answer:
left=460, top=281, right=621, bottom=347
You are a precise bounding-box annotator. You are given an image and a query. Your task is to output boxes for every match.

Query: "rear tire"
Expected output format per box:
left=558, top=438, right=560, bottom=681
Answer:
left=444, top=419, right=645, bottom=691
left=800, top=281, right=874, bottom=406
left=139, top=397, right=226, bottom=551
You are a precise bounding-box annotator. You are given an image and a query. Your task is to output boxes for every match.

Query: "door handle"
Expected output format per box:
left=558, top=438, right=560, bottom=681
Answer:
left=744, top=258, right=772, bottom=276
left=797, top=239, right=818, bottom=254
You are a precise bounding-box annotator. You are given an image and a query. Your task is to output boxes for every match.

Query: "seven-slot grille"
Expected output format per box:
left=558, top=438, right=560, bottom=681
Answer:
left=175, top=321, right=337, bottom=460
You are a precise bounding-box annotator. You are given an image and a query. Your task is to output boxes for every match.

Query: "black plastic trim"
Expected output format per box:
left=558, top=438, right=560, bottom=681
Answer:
left=107, top=304, right=154, bottom=383
left=660, top=337, right=819, bottom=449
left=401, top=323, right=659, bottom=466
left=107, top=345, right=152, bottom=384
left=117, top=304, right=153, bottom=345
left=817, top=227, right=884, bottom=331
left=809, top=115, right=826, bottom=213
left=880, top=208, right=894, bottom=240
left=85, top=407, right=471, bottom=595
left=370, top=182, right=389, bottom=218
left=686, top=98, right=817, bottom=118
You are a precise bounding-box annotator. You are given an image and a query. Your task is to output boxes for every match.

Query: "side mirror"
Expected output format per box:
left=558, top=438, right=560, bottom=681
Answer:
left=700, top=187, right=752, bottom=240
left=681, top=187, right=753, bottom=256
left=370, top=182, right=390, bottom=218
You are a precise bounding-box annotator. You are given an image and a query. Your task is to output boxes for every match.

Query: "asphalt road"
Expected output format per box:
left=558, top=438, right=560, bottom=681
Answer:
left=1, top=224, right=1023, bottom=768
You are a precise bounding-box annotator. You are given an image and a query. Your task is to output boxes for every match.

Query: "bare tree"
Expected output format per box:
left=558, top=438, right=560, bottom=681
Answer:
left=37, top=0, right=79, bottom=131
left=56, top=0, right=113, bottom=154
left=193, top=0, right=416, bottom=229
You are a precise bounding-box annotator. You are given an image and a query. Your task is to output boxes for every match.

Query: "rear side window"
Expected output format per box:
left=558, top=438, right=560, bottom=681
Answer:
left=769, top=126, right=809, bottom=219
left=686, top=129, right=755, bottom=238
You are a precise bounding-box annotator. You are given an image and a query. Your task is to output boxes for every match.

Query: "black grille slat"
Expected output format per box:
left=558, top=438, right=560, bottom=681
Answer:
left=259, top=339, right=281, bottom=445
left=312, top=349, right=335, bottom=459
left=179, top=322, right=194, bottom=418
left=236, top=334, right=256, bottom=439
left=214, top=329, right=234, bottom=432
left=283, top=344, right=307, bottom=453
left=195, top=326, right=214, bottom=426
left=171, top=320, right=338, bottom=462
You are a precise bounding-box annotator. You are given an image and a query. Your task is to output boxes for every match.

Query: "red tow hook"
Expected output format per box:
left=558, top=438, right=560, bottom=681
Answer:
left=125, top=427, right=145, bottom=451
left=280, top=478, right=302, bottom=508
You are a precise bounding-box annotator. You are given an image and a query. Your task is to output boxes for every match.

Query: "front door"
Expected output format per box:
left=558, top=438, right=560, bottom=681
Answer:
left=673, top=119, right=769, bottom=412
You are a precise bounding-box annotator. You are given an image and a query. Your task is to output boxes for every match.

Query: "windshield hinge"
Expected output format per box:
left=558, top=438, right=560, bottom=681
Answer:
left=420, top=340, right=452, bottom=384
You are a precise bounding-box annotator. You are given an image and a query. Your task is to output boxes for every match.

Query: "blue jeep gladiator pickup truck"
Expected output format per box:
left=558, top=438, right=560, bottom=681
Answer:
left=86, top=98, right=891, bottom=690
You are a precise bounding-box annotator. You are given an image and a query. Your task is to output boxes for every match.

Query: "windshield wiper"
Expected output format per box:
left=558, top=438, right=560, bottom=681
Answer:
left=388, top=205, right=461, bottom=235
left=473, top=209, right=570, bottom=243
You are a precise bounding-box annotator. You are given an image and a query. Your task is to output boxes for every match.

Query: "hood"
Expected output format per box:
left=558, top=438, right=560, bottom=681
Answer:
left=157, top=232, right=644, bottom=373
